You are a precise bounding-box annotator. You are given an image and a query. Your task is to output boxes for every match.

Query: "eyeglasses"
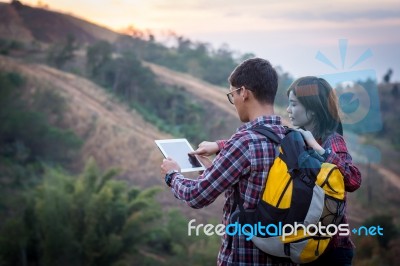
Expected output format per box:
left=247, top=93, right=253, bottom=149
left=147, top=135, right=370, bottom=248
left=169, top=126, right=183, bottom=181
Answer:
left=226, top=87, right=243, bottom=104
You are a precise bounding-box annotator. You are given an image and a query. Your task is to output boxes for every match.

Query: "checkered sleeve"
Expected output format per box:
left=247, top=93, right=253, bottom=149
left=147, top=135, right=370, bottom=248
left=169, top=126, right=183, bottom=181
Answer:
left=323, top=134, right=362, bottom=192
left=170, top=135, right=251, bottom=209
left=216, top=139, right=227, bottom=151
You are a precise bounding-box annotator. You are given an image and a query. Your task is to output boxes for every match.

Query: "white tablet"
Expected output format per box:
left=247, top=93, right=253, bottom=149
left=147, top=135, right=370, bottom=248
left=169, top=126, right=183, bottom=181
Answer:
left=155, top=139, right=206, bottom=172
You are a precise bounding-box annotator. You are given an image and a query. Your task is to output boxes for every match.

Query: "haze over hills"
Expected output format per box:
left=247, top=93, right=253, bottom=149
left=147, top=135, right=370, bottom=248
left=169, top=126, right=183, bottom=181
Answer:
left=1, top=0, right=399, bottom=228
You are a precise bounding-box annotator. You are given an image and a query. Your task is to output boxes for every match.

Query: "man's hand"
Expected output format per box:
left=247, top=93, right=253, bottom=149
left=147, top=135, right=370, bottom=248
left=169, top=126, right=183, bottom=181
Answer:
left=195, top=154, right=213, bottom=168
left=160, top=158, right=181, bottom=176
left=190, top=141, right=219, bottom=156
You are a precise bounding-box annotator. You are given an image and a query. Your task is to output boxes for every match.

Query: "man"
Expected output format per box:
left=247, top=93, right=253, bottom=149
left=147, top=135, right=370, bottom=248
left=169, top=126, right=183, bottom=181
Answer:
left=161, top=58, right=295, bottom=266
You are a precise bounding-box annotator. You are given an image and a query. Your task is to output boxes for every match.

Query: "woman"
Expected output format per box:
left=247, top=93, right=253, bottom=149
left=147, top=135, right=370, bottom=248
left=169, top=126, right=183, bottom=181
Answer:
left=285, top=76, right=361, bottom=266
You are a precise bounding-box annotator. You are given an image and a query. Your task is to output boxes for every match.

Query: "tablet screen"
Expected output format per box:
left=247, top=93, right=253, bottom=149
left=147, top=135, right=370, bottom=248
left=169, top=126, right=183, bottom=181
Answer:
left=155, top=139, right=205, bottom=172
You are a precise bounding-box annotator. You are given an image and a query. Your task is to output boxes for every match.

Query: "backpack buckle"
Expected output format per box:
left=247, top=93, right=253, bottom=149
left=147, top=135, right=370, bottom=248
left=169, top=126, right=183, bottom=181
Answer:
left=300, top=173, right=314, bottom=186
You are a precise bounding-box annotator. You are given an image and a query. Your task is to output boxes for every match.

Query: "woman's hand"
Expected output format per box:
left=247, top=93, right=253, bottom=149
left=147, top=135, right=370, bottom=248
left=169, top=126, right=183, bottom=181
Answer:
left=297, top=128, right=325, bottom=155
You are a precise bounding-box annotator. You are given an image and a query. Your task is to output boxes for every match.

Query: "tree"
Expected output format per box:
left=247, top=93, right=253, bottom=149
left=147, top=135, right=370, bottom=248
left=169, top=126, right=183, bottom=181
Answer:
left=391, top=84, right=399, bottom=98
left=0, top=160, right=163, bottom=265
left=86, top=41, right=113, bottom=79
left=10, top=0, right=24, bottom=9
left=364, top=214, right=398, bottom=248
left=47, top=34, right=79, bottom=69
left=383, top=68, right=393, bottom=83
left=0, top=71, right=82, bottom=165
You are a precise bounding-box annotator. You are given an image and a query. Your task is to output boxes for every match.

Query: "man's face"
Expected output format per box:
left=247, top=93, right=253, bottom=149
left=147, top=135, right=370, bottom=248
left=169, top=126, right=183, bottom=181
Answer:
left=228, top=86, right=251, bottom=122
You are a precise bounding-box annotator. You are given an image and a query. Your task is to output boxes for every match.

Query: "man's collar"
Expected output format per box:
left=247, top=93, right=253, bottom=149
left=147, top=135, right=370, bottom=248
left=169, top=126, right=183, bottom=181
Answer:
left=238, top=115, right=282, bottom=132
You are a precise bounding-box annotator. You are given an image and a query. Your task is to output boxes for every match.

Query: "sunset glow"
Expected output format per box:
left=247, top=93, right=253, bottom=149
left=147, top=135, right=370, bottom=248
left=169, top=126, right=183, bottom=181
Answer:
left=4, top=0, right=400, bottom=80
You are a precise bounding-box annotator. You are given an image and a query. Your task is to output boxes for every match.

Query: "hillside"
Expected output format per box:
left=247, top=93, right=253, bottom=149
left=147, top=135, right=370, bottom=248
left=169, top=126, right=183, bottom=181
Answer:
left=1, top=2, right=400, bottom=265
left=0, top=55, right=165, bottom=178
left=0, top=55, right=228, bottom=222
left=0, top=1, right=120, bottom=44
left=143, top=62, right=238, bottom=118
left=1, top=0, right=399, bottom=231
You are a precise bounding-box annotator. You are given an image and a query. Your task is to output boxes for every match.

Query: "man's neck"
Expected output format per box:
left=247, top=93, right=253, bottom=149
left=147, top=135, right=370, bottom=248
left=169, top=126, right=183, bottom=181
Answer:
left=248, top=103, right=275, bottom=121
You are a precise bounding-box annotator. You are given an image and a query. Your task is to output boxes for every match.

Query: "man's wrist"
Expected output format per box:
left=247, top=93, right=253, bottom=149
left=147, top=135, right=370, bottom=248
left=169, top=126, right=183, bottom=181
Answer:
left=216, top=140, right=225, bottom=151
left=165, top=170, right=179, bottom=187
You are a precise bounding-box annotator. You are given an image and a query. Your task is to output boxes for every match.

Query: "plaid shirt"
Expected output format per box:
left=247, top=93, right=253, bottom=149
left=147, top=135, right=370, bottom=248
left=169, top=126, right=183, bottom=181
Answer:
left=321, top=133, right=362, bottom=250
left=170, top=116, right=295, bottom=266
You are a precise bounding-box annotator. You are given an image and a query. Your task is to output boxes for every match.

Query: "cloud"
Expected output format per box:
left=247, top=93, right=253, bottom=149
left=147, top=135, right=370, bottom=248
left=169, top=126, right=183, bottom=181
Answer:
left=283, top=9, right=400, bottom=22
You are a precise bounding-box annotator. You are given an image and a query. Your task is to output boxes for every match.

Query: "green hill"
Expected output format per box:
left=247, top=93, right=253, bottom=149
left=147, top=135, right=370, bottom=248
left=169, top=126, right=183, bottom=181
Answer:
left=0, top=1, right=399, bottom=265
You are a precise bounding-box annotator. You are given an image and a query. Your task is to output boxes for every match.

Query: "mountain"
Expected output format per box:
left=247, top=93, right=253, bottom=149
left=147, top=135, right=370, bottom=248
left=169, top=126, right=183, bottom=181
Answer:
left=0, top=0, right=120, bottom=44
left=0, top=55, right=164, bottom=181
left=0, top=54, right=228, bottom=222
left=0, top=2, right=242, bottom=223
left=1, top=0, right=399, bottom=227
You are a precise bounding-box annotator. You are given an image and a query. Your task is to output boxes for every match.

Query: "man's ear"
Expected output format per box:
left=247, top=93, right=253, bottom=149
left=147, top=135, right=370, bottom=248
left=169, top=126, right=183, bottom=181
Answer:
left=242, top=87, right=250, bottom=100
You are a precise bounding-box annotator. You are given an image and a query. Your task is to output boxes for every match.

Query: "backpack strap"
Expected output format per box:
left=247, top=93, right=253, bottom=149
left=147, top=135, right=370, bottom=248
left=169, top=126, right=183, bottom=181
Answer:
left=228, top=126, right=284, bottom=262
left=234, top=184, right=246, bottom=218
left=227, top=183, right=243, bottom=262
left=230, top=126, right=283, bottom=220
left=252, top=126, right=282, bottom=144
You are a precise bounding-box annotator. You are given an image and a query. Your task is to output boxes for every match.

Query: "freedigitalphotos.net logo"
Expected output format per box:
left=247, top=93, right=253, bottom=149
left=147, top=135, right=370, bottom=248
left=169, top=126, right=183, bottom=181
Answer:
left=187, top=219, right=384, bottom=240
left=351, top=225, right=383, bottom=236
left=316, top=39, right=382, bottom=164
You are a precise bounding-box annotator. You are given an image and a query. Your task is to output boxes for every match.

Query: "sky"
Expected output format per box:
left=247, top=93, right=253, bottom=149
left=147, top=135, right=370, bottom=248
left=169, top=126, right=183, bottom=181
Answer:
left=10, top=0, right=400, bottom=82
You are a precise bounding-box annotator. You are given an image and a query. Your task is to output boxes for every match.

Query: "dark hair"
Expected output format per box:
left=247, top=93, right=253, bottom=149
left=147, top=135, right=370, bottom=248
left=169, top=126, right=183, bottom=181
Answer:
left=228, top=58, right=278, bottom=104
left=287, top=76, right=342, bottom=141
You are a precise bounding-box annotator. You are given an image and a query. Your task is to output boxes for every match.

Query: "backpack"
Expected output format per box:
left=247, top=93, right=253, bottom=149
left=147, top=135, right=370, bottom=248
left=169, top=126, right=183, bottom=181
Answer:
left=230, top=126, right=346, bottom=264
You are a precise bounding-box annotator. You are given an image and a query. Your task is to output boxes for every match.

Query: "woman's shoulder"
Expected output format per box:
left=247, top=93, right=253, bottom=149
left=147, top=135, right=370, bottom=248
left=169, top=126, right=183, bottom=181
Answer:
left=323, top=132, right=348, bottom=153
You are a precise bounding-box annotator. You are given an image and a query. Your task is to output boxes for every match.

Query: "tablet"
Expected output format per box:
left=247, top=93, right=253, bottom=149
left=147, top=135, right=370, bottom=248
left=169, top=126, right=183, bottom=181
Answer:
left=155, top=139, right=206, bottom=172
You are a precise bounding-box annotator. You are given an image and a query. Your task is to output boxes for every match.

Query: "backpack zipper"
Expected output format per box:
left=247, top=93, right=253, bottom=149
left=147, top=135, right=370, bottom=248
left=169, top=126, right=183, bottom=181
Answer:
left=276, top=175, right=292, bottom=207
left=287, top=235, right=330, bottom=243
left=315, top=239, right=321, bottom=256
left=320, top=166, right=339, bottom=193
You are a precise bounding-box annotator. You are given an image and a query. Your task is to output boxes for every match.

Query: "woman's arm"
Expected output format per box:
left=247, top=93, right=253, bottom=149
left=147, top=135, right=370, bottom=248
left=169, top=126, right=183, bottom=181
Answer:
left=298, top=129, right=361, bottom=192
left=322, top=134, right=362, bottom=192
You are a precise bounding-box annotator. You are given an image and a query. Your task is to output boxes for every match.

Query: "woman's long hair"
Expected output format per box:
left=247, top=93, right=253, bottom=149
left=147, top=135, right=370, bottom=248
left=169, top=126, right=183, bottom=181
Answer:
left=287, top=76, right=342, bottom=142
